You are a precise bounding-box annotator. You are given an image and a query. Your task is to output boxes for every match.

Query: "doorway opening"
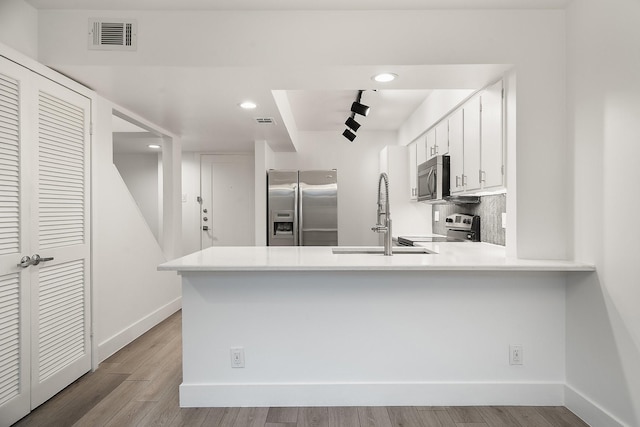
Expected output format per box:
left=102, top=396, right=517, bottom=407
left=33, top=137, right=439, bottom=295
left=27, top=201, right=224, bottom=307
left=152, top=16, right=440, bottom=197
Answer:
left=111, top=112, right=168, bottom=250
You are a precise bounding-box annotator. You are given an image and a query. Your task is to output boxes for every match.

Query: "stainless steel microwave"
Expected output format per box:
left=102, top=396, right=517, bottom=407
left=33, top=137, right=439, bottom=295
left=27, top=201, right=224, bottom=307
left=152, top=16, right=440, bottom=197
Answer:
left=417, top=155, right=450, bottom=202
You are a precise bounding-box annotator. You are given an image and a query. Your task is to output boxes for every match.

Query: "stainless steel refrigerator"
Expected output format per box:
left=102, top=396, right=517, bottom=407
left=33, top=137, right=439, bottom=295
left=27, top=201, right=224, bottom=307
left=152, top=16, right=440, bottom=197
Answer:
left=267, top=170, right=338, bottom=246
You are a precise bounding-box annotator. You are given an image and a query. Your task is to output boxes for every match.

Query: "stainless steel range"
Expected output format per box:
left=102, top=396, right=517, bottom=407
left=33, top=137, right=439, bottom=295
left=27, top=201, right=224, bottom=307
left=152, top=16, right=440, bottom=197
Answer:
left=397, top=213, right=481, bottom=246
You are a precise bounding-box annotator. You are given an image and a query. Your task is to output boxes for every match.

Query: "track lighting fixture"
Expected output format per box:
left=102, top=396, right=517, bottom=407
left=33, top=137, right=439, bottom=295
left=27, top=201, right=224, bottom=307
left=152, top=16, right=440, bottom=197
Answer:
left=342, top=90, right=369, bottom=141
left=351, top=101, right=369, bottom=117
left=342, top=129, right=356, bottom=142
left=350, top=90, right=370, bottom=117
left=345, top=116, right=361, bottom=132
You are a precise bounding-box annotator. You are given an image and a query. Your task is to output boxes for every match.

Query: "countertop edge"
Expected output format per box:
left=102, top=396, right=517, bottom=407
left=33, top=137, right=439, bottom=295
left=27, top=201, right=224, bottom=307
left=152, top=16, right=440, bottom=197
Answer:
left=158, top=264, right=596, bottom=273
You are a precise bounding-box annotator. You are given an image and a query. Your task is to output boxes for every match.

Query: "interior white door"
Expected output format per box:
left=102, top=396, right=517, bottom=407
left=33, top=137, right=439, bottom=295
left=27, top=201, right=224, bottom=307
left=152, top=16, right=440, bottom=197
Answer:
left=0, top=56, right=91, bottom=424
left=29, top=76, right=91, bottom=409
left=199, top=154, right=254, bottom=249
left=0, top=55, right=32, bottom=427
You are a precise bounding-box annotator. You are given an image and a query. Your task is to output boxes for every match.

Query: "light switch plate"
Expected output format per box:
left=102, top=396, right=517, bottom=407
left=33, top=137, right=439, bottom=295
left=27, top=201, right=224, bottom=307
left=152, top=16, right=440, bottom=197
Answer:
left=434, top=211, right=440, bottom=222
left=501, top=213, right=507, bottom=229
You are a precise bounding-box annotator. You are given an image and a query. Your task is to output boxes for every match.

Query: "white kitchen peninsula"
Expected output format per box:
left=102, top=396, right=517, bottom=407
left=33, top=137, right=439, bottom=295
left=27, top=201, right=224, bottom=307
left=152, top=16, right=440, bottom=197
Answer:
left=159, top=245, right=594, bottom=408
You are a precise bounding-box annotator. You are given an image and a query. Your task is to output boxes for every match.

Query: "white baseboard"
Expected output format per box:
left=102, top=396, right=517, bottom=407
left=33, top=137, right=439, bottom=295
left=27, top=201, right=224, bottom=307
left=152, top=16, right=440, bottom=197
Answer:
left=179, top=382, right=565, bottom=408
left=565, top=385, right=627, bottom=427
left=97, top=297, right=182, bottom=363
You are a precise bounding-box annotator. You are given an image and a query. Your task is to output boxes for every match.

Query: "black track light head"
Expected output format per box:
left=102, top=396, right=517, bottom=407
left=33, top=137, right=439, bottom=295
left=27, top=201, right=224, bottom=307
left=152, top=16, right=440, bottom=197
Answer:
left=351, top=101, right=370, bottom=117
left=342, top=129, right=356, bottom=142
left=345, top=117, right=361, bottom=132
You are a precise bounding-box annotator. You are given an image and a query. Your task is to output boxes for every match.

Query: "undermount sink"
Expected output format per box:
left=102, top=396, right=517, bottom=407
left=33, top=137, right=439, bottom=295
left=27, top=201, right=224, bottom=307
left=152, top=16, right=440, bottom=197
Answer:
left=332, top=246, right=434, bottom=255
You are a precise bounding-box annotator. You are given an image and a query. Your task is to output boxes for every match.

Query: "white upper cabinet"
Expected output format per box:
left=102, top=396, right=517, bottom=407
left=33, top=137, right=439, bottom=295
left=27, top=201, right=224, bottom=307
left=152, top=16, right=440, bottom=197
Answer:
left=425, top=129, right=436, bottom=160
left=448, top=109, right=464, bottom=194
left=427, top=121, right=449, bottom=159
left=439, top=80, right=504, bottom=196
left=408, top=141, right=418, bottom=200
left=479, top=80, right=504, bottom=190
left=403, top=79, right=504, bottom=201
left=463, top=95, right=482, bottom=192
left=416, top=133, right=427, bottom=165
left=435, top=120, right=449, bottom=156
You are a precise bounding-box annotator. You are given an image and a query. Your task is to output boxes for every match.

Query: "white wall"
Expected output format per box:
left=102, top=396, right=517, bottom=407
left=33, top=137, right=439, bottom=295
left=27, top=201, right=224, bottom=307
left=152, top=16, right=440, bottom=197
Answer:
left=93, top=96, right=181, bottom=362
left=566, top=0, right=640, bottom=425
left=0, top=0, right=37, bottom=59
left=264, top=131, right=398, bottom=246
left=36, top=8, right=570, bottom=260
left=113, top=152, right=161, bottom=243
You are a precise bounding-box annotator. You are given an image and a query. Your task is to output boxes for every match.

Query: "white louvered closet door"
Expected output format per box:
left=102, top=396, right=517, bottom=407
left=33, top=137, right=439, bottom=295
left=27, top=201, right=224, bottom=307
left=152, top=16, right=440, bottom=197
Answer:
left=29, top=75, right=91, bottom=409
left=0, top=56, right=91, bottom=425
left=0, top=56, right=32, bottom=427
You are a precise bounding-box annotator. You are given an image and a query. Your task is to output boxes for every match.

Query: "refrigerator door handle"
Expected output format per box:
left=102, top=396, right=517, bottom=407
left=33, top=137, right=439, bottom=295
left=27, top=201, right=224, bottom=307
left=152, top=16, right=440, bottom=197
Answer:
left=298, top=184, right=303, bottom=246
left=293, top=185, right=299, bottom=246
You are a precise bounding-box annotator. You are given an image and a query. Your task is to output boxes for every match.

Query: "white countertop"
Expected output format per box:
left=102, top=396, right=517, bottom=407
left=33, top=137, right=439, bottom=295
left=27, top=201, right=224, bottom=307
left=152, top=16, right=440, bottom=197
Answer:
left=158, top=243, right=595, bottom=273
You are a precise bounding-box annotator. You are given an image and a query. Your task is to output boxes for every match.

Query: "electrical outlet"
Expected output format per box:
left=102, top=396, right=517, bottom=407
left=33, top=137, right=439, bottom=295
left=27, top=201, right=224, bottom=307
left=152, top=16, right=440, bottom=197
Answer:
left=230, top=347, right=245, bottom=368
left=510, top=345, right=523, bottom=365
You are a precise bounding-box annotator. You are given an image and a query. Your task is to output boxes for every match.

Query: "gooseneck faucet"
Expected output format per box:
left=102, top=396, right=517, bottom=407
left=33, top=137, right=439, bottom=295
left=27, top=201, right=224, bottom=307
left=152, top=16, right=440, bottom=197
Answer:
left=371, top=172, right=393, bottom=256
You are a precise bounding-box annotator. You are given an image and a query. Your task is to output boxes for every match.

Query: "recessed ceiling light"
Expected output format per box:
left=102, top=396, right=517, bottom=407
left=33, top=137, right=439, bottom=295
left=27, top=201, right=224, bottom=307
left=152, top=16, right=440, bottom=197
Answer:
left=372, top=73, right=398, bottom=83
left=148, top=144, right=161, bottom=149
left=239, top=101, right=257, bottom=109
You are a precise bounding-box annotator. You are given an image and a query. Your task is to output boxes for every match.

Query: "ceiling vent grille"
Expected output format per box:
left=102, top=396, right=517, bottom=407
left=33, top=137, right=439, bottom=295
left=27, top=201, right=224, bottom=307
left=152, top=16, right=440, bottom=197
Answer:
left=254, top=117, right=276, bottom=125
left=89, top=19, right=137, bottom=51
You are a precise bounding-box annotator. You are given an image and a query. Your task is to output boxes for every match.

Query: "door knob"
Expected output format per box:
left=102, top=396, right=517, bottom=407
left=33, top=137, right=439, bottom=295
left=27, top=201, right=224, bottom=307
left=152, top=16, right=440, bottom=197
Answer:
left=17, top=256, right=32, bottom=268
left=31, top=254, right=54, bottom=266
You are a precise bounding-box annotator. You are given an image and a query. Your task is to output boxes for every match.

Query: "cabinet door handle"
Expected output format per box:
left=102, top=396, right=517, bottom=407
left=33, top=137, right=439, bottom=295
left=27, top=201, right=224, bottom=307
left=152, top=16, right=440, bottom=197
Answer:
left=462, top=175, right=467, bottom=186
left=455, top=176, right=461, bottom=187
left=479, top=170, right=486, bottom=183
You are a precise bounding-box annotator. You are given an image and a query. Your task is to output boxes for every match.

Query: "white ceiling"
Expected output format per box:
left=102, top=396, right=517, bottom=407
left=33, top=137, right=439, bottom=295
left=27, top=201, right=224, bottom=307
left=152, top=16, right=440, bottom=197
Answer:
left=112, top=115, right=164, bottom=154
left=26, top=0, right=568, bottom=153
left=286, top=90, right=432, bottom=132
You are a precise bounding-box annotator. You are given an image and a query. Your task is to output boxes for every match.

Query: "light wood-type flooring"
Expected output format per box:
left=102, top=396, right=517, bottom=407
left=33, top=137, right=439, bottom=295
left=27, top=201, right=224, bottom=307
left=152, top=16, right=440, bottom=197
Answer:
left=13, top=311, right=589, bottom=427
